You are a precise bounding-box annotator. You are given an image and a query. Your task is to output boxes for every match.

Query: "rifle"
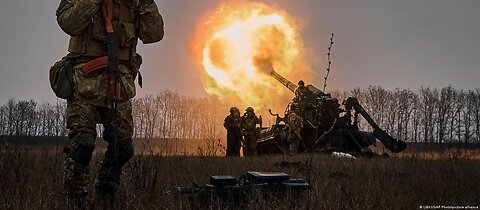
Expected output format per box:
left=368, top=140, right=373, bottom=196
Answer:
left=101, top=0, right=120, bottom=160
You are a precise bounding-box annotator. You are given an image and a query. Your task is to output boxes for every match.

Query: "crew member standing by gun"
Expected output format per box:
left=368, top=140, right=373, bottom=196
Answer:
left=56, top=0, right=164, bottom=208
left=241, top=107, right=261, bottom=156
left=224, top=107, right=241, bottom=157
left=287, top=103, right=304, bottom=154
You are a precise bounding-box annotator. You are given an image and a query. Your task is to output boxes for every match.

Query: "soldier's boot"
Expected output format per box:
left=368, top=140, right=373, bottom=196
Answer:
left=64, top=158, right=91, bottom=210
left=94, top=184, right=116, bottom=210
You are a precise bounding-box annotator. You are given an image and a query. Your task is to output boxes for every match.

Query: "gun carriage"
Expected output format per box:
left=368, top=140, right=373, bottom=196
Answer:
left=256, top=65, right=407, bottom=156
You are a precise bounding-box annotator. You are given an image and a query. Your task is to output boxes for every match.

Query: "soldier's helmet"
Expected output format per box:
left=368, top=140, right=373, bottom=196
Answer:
left=245, top=107, right=254, bottom=112
left=230, top=107, right=239, bottom=114
left=298, top=80, right=305, bottom=86
left=291, top=103, right=299, bottom=110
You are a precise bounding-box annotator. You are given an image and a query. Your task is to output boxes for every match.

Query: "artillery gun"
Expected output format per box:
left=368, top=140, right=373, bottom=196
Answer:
left=256, top=65, right=407, bottom=156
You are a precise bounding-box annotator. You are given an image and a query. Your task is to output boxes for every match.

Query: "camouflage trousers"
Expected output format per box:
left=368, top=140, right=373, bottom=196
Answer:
left=242, top=135, right=257, bottom=156
left=288, top=133, right=301, bottom=155
left=63, top=98, right=134, bottom=206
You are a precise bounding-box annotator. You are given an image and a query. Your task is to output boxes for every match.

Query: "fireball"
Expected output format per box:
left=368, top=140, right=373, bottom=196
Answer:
left=191, top=2, right=311, bottom=110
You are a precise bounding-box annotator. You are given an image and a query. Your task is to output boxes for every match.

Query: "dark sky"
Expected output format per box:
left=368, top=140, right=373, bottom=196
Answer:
left=1, top=0, right=479, bottom=104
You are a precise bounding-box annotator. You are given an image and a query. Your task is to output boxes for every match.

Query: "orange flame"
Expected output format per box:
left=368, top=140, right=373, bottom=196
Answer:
left=191, top=2, right=311, bottom=110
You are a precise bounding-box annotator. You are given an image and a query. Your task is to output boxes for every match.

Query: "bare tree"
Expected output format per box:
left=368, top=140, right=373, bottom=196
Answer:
left=419, top=87, right=438, bottom=143
left=436, top=87, right=455, bottom=143
left=474, top=89, right=480, bottom=144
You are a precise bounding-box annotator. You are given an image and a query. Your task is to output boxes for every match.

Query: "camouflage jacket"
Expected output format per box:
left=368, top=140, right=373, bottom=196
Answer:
left=224, top=115, right=241, bottom=135
left=287, top=112, right=303, bottom=138
left=241, top=114, right=261, bottom=134
left=56, top=0, right=164, bottom=61
left=56, top=0, right=164, bottom=106
left=295, top=87, right=309, bottom=102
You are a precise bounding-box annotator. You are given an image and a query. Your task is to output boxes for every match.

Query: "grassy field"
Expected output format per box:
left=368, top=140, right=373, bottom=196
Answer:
left=0, top=145, right=479, bottom=210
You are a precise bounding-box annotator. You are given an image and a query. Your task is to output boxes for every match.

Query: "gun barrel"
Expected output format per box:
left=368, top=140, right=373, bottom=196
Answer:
left=270, top=70, right=297, bottom=93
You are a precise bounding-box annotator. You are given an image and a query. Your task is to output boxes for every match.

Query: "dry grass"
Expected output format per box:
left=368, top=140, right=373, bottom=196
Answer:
left=400, top=148, right=480, bottom=160
left=0, top=145, right=479, bottom=210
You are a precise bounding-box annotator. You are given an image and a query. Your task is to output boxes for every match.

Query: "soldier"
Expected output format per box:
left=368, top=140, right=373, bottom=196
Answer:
left=224, top=107, right=241, bottom=157
left=294, top=80, right=308, bottom=102
left=294, top=80, right=317, bottom=124
left=287, top=104, right=304, bottom=154
left=240, top=107, right=261, bottom=156
left=56, top=0, right=164, bottom=208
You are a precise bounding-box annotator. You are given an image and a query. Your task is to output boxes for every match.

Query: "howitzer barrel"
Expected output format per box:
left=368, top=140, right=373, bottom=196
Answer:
left=270, top=70, right=297, bottom=93
left=268, top=67, right=324, bottom=96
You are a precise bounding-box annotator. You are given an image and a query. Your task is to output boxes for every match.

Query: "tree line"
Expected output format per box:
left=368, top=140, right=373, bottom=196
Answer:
left=0, top=91, right=225, bottom=140
left=0, top=99, right=67, bottom=137
left=131, top=90, right=223, bottom=139
left=332, top=86, right=480, bottom=144
left=1, top=87, right=479, bottom=144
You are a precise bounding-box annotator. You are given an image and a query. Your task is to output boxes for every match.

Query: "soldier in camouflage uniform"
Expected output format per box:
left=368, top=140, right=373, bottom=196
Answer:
left=294, top=80, right=317, bottom=124
left=294, top=80, right=308, bottom=102
left=56, top=0, right=164, bottom=208
left=240, top=107, right=261, bottom=156
left=224, top=107, right=241, bottom=157
left=287, top=104, right=304, bottom=154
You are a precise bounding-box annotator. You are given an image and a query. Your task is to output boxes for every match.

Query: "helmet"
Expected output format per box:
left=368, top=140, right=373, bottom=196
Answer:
left=245, top=107, right=254, bottom=112
left=291, top=103, right=299, bottom=109
left=298, top=80, right=305, bottom=86
left=230, top=107, right=239, bottom=114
